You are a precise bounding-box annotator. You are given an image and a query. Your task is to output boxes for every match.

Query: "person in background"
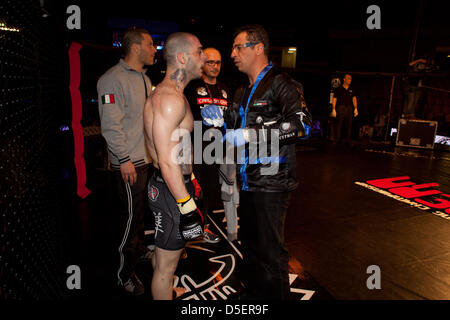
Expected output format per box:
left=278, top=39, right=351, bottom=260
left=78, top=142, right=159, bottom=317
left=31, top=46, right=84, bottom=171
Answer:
left=97, top=26, right=156, bottom=295
left=331, top=74, right=358, bottom=144
left=402, top=57, right=428, bottom=119
left=185, top=47, right=234, bottom=243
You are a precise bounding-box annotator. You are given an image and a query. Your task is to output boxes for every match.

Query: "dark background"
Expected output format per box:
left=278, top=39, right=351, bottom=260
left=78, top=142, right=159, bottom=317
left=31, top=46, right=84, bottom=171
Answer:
left=0, top=0, right=449, bottom=300
left=63, top=0, right=450, bottom=135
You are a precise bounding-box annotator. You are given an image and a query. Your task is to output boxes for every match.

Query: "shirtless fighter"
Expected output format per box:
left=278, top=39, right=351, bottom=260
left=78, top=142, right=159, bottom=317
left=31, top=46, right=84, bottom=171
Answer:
left=143, top=32, right=207, bottom=300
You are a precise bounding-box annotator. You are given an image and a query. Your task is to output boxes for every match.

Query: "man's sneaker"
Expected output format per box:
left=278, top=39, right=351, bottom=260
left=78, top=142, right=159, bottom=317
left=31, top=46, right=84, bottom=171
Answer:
left=203, top=226, right=220, bottom=243
left=122, top=275, right=145, bottom=296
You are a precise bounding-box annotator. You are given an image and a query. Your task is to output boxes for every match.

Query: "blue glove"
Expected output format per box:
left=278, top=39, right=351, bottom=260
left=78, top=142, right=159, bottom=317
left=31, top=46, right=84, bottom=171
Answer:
left=299, top=124, right=311, bottom=140
left=200, top=104, right=224, bottom=127
left=224, top=129, right=250, bottom=147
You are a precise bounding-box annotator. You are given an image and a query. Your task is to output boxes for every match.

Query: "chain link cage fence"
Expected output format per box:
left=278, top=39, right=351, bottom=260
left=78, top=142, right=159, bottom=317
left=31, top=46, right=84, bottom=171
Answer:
left=0, top=0, right=69, bottom=300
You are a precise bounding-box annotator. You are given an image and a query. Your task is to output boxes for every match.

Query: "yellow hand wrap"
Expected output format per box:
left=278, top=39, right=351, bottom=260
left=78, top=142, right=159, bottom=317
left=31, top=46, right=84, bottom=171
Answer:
left=176, top=195, right=191, bottom=203
left=176, top=196, right=197, bottom=215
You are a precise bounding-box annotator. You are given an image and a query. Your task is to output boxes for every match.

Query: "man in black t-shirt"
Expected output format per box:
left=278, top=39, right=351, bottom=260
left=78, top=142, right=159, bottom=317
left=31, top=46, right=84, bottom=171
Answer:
left=185, top=47, right=232, bottom=243
left=185, top=51, right=230, bottom=122
left=331, top=74, right=358, bottom=143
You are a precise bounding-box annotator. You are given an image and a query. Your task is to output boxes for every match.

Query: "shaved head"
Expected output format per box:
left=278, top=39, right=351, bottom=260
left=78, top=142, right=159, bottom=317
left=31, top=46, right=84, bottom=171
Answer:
left=163, top=32, right=197, bottom=67
left=203, top=47, right=220, bottom=57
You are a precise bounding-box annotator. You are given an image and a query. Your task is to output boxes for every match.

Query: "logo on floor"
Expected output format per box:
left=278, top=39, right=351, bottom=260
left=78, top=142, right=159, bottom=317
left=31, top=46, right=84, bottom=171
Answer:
left=177, top=254, right=237, bottom=300
left=355, top=176, right=450, bottom=220
left=173, top=212, right=318, bottom=300
left=175, top=253, right=315, bottom=300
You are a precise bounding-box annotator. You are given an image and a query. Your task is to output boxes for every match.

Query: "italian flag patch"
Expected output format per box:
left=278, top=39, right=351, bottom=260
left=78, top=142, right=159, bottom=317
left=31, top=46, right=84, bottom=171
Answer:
left=101, top=94, right=115, bottom=104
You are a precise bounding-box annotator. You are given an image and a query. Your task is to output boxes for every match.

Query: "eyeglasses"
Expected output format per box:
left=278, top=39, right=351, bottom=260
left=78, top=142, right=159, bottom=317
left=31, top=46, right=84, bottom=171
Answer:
left=205, top=60, right=222, bottom=66
left=231, top=42, right=261, bottom=52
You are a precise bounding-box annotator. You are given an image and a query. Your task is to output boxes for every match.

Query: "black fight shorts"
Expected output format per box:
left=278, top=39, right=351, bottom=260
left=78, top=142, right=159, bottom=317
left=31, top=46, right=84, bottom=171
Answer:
left=147, top=169, right=195, bottom=250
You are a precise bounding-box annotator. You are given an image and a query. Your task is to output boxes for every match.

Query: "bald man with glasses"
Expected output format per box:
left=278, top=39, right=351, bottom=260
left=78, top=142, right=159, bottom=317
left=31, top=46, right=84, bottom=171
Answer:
left=185, top=48, right=233, bottom=243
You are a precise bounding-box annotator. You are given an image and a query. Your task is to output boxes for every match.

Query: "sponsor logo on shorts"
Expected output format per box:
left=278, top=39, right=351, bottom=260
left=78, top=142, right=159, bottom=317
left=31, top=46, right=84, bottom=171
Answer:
left=148, top=185, right=159, bottom=202
left=153, top=211, right=164, bottom=237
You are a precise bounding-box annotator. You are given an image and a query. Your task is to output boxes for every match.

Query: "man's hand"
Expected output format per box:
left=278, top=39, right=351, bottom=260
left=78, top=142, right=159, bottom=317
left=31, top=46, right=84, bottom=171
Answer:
left=330, top=109, right=337, bottom=118
left=201, top=104, right=224, bottom=127
left=354, top=108, right=358, bottom=117
left=120, top=161, right=137, bottom=186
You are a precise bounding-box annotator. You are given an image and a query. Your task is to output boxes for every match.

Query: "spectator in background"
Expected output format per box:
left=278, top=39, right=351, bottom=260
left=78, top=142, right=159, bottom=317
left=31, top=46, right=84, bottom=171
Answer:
left=331, top=74, right=358, bottom=144
left=328, top=76, right=341, bottom=141
left=402, top=57, right=428, bottom=119
left=185, top=47, right=234, bottom=243
left=97, top=27, right=156, bottom=295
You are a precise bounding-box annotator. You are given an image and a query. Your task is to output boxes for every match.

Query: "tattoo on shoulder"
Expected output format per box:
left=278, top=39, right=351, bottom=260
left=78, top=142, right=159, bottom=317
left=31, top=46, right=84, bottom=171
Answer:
left=170, top=69, right=187, bottom=87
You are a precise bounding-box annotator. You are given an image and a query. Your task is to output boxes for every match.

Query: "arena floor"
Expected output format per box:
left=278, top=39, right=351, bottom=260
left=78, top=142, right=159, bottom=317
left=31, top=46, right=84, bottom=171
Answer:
left=66, top=139, right=450, bottom=300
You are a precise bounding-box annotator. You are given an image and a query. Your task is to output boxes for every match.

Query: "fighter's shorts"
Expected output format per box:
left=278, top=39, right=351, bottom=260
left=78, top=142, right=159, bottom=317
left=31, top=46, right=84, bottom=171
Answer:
left=147, top=169, right=195, bottom=250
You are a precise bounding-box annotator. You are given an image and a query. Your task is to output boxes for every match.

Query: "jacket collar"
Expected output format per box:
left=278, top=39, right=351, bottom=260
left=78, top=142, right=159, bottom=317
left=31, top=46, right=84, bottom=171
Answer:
left=119, top=58, right=147, bottom=73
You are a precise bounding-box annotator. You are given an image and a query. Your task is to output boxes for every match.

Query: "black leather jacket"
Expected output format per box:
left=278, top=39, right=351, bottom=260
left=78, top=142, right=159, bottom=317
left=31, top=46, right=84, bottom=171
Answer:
left=224, top=67, right=305, bottom=192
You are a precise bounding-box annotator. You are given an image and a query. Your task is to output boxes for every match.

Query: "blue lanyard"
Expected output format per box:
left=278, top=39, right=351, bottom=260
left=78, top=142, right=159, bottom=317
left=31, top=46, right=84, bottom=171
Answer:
left=239, top=62, right=273, bottom=129
left=238, top=62, right=272, bottom=191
